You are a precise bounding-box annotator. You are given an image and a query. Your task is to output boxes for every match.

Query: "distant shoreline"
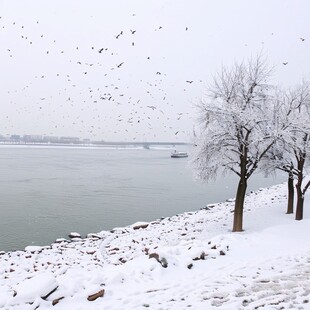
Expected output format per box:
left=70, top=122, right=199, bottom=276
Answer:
left=0, top=141, right=189, bottom=148
left=0, top=142, right=189, bottom=150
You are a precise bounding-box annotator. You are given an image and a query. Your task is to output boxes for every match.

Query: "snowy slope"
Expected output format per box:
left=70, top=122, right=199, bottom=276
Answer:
left=0, top=182, right=309, bottom=309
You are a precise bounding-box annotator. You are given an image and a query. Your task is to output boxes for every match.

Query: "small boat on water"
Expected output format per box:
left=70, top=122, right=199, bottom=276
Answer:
left=171, top=151, right=189, bottom=158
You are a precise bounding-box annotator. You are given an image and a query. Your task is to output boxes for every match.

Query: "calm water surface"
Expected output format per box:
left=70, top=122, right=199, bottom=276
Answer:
left=0, top=145, right=286, bottom=251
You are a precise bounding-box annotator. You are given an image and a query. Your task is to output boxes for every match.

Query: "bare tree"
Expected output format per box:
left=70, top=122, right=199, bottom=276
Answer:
left=192, top=56, right=278, bottom=232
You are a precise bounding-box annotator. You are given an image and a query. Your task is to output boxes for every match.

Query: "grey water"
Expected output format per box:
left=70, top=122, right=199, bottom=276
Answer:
left=0, top=145, right=286, bottom=252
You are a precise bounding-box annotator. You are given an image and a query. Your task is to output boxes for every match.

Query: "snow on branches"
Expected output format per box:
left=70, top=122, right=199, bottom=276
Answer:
left=192, top=56, right=276, bottom=182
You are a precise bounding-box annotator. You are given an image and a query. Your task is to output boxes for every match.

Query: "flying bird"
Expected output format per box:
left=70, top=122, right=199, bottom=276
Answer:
left=283, top=62, right=288, bottom=65
left=115, top=31, right=123, bottom=39
left=186, top=80, right=193, bottom=83
left=130, top=29, right=136, bottom=34
left=117, top=62, right=124, bottom=68
left=300, top=37, right=305, bottom=41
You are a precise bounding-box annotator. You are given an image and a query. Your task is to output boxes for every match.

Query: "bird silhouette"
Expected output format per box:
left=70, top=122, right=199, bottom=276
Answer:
left=130, top=29, right=136, bottom=34
left=186, top=80, right=193, bottom=83
left=117, top=62, right=124, bottom=68
left=300, top=37, right=305, bottom=41
left=115, top=31, right=123, bottom=39
left=283, top=62, right=288, bottom=65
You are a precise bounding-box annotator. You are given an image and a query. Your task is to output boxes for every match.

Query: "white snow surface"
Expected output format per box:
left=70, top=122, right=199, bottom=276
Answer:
left=0, top=182, right=309, bottom=309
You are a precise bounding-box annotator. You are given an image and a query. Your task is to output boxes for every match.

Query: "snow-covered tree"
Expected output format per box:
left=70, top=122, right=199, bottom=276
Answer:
left=283, top=82, right=310, bottom=220
left=262, top=81, right=310, bottom=220
left=261, top=90, right=298, bottom=214
left=192, top=56, right=278, bottom=232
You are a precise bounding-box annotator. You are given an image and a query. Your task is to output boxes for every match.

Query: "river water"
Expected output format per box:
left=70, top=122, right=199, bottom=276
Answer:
left=0, top=145, right=286, bottom=252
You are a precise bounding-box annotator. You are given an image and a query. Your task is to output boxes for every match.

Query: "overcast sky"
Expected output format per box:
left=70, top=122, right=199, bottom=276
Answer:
left=0, top=0, right=309, bottom=142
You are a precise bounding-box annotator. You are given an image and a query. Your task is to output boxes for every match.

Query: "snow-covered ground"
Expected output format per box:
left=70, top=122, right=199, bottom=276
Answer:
left=0, top=182, right=309, bottom=309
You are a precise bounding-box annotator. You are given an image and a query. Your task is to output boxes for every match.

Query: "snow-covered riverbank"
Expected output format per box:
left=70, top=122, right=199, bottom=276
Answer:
left=0, top=182, right=309, bottom=309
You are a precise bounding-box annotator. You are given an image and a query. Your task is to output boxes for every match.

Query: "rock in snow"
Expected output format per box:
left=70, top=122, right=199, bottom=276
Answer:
left=55, top=238, right=68, bottom=243
left=132, top=221, right=149, bottom=230
left=87, top=233, right=102, bottom=239
left=87, top=289, right=105, bottom=301
left=7, top=273, right=58, bottom=306
left=68, top=232, right=82, bottom=238
left=24, top=245, right=43, bottom=252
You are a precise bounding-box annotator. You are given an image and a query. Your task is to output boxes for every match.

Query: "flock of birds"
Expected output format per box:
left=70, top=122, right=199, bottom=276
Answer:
left=0, top=15, right=199, bottom=141
left=0, top=13, right=307, bottom=141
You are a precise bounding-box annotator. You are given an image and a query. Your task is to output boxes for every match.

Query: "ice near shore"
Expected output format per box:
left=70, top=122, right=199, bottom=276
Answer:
left=0, top=182, right=309, bottom=309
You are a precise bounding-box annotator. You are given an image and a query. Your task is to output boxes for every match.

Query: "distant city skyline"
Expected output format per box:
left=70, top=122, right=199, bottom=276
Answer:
left=0, top=132, right=188, bottom=144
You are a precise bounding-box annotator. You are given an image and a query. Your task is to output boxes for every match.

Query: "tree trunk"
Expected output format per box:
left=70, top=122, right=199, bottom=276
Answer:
left=295, top=180, right=304, bottom=221
left=233, top=177, right=247, bottom=232
left=286, top=172, right=294, bottom=214
left=295, top=149, right=305, bottom=221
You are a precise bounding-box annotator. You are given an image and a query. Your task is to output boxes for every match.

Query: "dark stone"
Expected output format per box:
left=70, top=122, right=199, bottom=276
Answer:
left=87, top=289, right=105, bottom=301
left=52, top=296, right=64, bottom=306
left=149, top=253, right=168, bottom=268
left=42, top=286, right=58, bottom=300
left=133, top=223, right=149, bottom=230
